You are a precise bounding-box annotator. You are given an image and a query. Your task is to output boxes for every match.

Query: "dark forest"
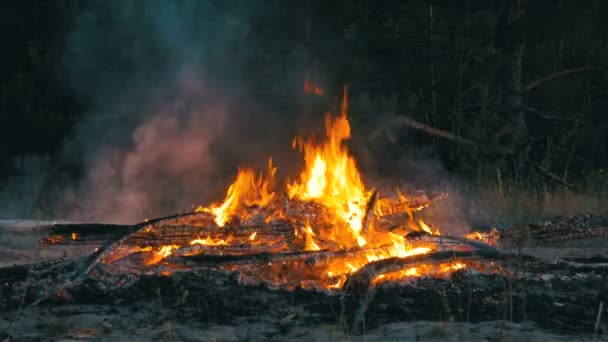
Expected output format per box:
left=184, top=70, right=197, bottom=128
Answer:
left=1, top=0, right=607, bottom=222
left=2, top=1, right=608, bottom=340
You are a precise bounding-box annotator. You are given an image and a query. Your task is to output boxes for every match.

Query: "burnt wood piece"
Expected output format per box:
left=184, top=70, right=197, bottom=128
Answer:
left=38, top=212, right=218, bottom=246
left=40, top=223, right=132, bottom=245
left=343, top=250, right=538, bottom=294
left=361, top=189, right=378, bottom=237
left=375, top=192, right=448, bottom=217
left=405, top=233, right=503, bottom=254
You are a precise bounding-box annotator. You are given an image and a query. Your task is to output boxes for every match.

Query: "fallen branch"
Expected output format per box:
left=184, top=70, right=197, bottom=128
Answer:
left=535, top=165, right=578, bottom=189
left=393, top=116, right=517, bottom=154
left=524, top=107, right=584, bottom=122
left=396, top=116, right=477, bottom=146
left=524, top=66, right=603, bottom=92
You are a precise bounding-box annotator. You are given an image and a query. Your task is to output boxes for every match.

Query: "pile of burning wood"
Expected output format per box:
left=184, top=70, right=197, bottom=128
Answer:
left=1, top=90, right=606, bottom=335
left=33, top=90, right=504, bottom=293
left=37, top=190, right=499, bottom=292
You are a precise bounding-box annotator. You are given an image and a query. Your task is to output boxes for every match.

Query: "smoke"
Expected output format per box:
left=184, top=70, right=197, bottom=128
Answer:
left=48, top=1, right=310, bottom=223
left=60, top=76, right=230, bottom=222
left=0, top=1, right=493, bottom=231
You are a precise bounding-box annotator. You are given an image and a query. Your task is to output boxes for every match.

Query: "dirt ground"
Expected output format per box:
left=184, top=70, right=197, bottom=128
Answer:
left=1, top=220, right=606, bottom=341
left=0, top=311, right=583, bottom=341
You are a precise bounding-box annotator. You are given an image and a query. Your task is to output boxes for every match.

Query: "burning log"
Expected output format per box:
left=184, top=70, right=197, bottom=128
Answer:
left=343, top=250, right=518, bottom=294
left=406, top=232, right=503, bottom=254
left=375, top=192, right=448, bottom=217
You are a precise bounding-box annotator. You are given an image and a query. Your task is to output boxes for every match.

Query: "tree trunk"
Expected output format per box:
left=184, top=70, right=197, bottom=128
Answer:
left=496, top=0, right=527, bottom=149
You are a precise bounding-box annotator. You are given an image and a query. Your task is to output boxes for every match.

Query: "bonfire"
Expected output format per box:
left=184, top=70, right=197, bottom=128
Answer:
left=36, top=87, right=501, bottom=293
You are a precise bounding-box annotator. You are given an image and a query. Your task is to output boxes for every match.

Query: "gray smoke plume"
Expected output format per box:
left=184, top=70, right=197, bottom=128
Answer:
left=51, top=1, right=312, bottom=223
left=0, top=1, right=493, bottom=233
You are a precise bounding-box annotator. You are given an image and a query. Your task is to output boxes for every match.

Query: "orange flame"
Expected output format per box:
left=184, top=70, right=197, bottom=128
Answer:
left=303, top=224, right=321, bottom=251
left=417, top=219, right=440, bottom=235
left=190, top=237, right=228, bottom=246
left=196, top=159, right=276, bottom=226
left=371, top=261, right=467, bottom=286
left=288, top=86, right=369, bottom=247
left=145, top=245, right=179, bottom=265
left=465, top=228, right=500, bottom=246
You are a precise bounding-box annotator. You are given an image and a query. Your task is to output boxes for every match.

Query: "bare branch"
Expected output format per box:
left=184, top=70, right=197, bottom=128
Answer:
left=396, top=116, right=477, bottom=146
left=524, top=66, right=603, bottom=92
left=524, top=107, right=583, bottom=123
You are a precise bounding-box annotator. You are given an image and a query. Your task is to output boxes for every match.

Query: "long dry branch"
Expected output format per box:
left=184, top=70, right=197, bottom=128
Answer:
left=392, top=116, right=514, bottom=154
left=397, top=116, right=477, bottom=146
left=524, top=66, right=603, bottom=92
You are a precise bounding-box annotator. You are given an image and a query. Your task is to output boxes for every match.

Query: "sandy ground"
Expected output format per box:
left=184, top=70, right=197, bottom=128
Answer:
left=1, top=220, right=605, bottom=341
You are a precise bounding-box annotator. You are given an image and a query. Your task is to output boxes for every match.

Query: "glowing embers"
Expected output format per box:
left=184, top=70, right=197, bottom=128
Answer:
left=465, top=228, right=500, bottom=246
left=371, top=262, right=466, bottom=286
left=145, top=245, right=180, bottom=265
left=190, top=236, right=228, bottom=246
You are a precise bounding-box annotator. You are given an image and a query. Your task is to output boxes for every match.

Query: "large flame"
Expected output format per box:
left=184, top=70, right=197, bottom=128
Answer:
left=288, top=87, right=370, bottom=247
